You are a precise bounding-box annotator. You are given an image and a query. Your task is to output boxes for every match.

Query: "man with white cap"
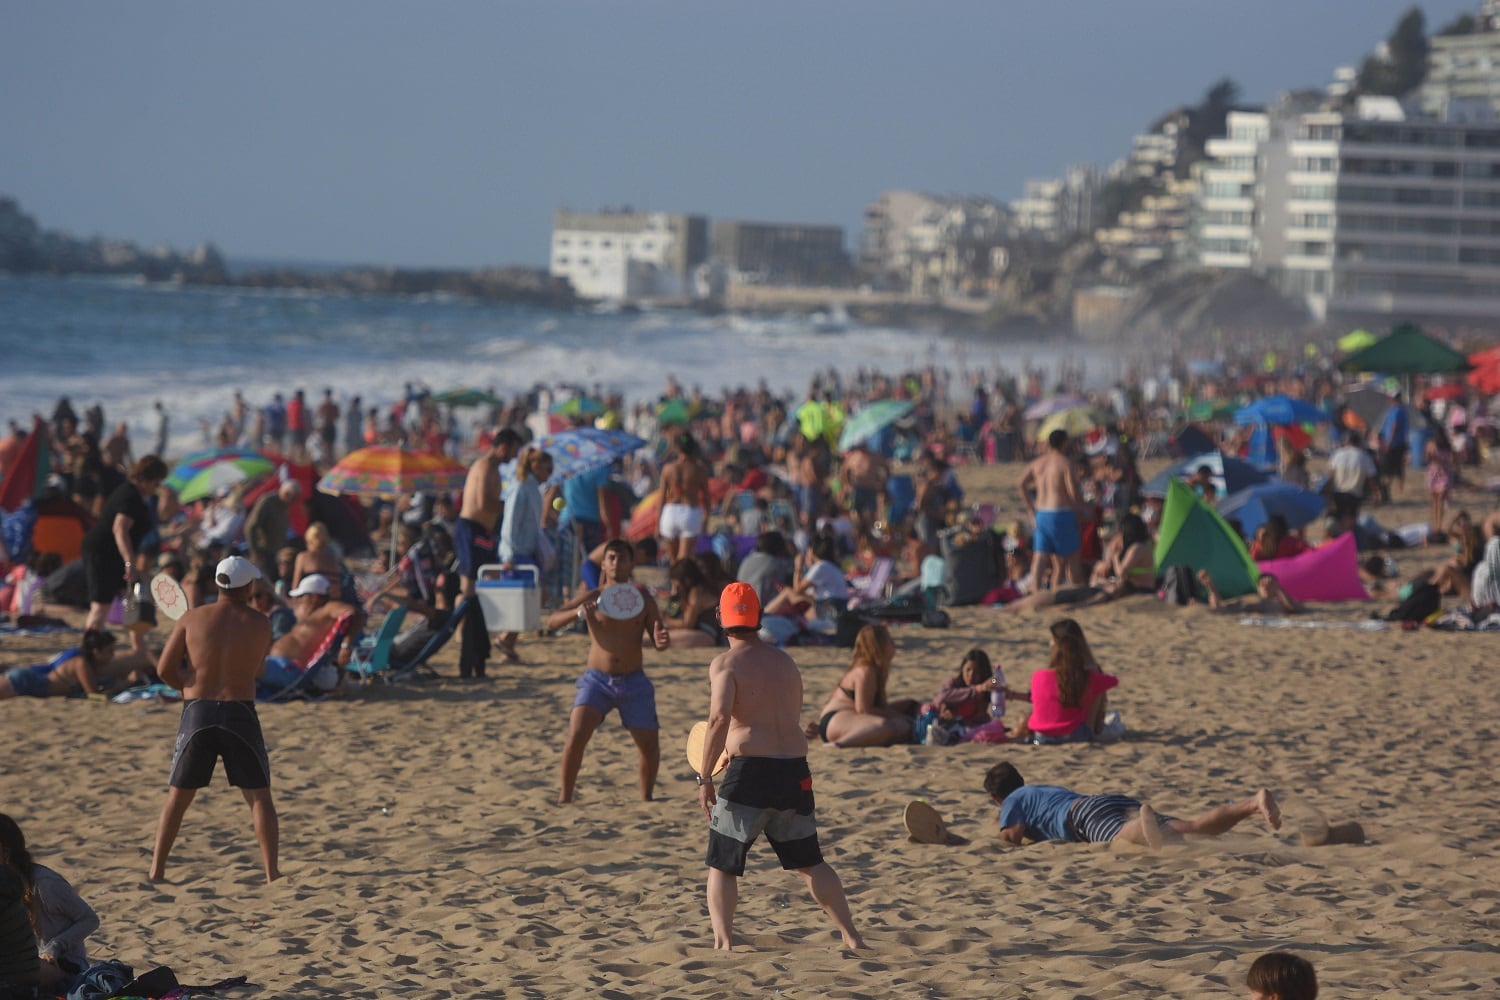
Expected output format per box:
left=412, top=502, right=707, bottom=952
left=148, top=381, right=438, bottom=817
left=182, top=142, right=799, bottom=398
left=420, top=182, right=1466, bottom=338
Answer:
left=150, top=556, right=281, bottom=884
left=267, top=573, right=365, bottom=678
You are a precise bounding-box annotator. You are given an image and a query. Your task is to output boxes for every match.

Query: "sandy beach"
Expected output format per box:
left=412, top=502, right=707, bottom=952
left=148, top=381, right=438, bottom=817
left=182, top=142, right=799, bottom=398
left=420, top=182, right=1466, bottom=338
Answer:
left=3, top=457, right=1499, bottom=998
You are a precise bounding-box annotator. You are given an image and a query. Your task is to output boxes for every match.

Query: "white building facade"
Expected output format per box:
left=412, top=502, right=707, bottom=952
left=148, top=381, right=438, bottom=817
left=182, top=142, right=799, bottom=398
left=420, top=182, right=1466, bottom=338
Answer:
left=549, top=210, right=707, bottom=301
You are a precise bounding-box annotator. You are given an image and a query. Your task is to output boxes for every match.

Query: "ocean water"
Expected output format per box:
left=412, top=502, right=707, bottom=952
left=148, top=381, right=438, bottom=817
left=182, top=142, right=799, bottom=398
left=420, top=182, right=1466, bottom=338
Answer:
left=0, top=273, right=1122, bottom=453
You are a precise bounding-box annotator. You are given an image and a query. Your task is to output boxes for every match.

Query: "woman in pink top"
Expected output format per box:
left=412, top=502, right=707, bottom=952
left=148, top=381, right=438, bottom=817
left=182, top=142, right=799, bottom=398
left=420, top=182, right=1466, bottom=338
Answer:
left=1011, top=618, right=1117, bottom=744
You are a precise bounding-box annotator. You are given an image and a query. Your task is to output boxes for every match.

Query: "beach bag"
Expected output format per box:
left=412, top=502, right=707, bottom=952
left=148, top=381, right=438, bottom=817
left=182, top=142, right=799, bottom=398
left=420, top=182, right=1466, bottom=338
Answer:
left=921, top=608, right=951, bottom=629
left=1385, top=581, right=1440, bottom=623
left=1158, top=564, right=1200, bottom=606
left=67, top=959, right=132, bottom=1000
left=834, top=610, right=876, bottom=647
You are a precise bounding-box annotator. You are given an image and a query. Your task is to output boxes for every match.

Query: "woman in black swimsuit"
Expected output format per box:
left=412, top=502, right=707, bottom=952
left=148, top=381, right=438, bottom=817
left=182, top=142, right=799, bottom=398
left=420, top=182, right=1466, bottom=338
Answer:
left=812, top=624, right=918, bottom=747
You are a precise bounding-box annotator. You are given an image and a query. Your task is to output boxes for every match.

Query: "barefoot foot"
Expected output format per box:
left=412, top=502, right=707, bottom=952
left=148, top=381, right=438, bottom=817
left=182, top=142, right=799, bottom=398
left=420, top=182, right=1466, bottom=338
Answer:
left=1138, top=803, right=1164, bottom=851
left=1257, top=788, right=1282, bottom=831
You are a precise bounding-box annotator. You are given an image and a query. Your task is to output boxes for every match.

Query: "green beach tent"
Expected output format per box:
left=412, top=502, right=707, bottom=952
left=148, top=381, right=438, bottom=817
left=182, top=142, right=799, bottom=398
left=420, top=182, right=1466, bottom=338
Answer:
left=1153, top=478, right=1259, bottom=598
left=1337, top=323, right=1472, bottom=375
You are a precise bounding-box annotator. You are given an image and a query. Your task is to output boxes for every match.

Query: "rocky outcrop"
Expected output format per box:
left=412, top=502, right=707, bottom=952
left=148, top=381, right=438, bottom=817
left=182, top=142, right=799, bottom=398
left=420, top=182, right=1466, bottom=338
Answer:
left=222, top=265, right=576, bottom=308
left=0, top=197, right=228, bottom=283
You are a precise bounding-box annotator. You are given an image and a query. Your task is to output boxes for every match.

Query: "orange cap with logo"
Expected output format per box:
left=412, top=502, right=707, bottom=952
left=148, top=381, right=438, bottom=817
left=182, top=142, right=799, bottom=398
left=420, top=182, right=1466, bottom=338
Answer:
left=718, top=581, right=761, bottom=629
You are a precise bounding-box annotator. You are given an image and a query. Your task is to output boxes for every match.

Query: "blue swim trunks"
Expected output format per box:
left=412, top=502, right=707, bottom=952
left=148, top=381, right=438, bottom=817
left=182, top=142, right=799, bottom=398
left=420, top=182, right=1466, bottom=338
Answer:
left=1033, top=508, right=1081, bottom=557
left=573, top=669, right=658, bottom=730
left=4, top=665, right=51, bottom=698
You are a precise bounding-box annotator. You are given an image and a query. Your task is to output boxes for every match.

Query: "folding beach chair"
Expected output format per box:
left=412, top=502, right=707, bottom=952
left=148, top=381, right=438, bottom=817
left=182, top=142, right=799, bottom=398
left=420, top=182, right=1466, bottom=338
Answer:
left=346, top=606, right=408, bottom=684
left=387, top=597, right=472, bottom=681
left=257, top=612, right=355, bottom=702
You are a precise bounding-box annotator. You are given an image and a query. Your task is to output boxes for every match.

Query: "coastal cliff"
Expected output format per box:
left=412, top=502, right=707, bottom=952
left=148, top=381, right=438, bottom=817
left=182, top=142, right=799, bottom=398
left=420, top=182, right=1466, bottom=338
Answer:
left=0, top=196, right=228, bottom=284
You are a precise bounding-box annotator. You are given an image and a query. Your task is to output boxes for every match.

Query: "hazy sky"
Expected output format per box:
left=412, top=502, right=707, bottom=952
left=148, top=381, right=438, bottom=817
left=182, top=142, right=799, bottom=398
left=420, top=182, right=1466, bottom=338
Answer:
left=1, top=1, right=1479, bottom=269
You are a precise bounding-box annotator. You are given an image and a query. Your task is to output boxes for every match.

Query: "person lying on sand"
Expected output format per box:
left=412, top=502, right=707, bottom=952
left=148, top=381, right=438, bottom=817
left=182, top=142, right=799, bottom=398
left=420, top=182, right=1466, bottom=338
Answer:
left=0, top=630, right=130, bottom=700
left=1197, top=570, right=1303, bottom=615
left=983, top=761, right=1281, bottom=851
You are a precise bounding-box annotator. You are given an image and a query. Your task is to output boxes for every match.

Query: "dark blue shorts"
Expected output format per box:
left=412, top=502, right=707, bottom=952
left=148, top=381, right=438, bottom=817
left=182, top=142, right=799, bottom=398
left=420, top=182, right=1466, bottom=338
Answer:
left=453, top=517, right=497, bottom=579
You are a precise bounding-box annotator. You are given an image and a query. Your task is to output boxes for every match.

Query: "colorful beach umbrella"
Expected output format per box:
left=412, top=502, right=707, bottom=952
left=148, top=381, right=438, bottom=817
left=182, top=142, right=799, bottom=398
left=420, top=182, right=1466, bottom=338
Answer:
left=657, top=399, right=694, bottom=427
left=165, top=447, right=271, bottom=493
left=1023, top=395, right=1090, bottom=421
left=1337, top=329, right=1377, bottom=353
left=499, top=428, right=645, bottom=488
left=837, top=399, right=914, bottom=452
left=175, top=455, right=276, bottom=504
left=1036, top=407, right=1097, bottom=441
left=317, top=446, right=468, bottom=498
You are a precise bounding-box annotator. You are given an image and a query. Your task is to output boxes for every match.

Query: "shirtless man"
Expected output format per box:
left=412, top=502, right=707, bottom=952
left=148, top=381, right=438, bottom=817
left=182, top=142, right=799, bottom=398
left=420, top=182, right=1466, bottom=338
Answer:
left=546, top=539, right=670, bottom=804
left=1019, top=429, right=1084, bottom=590
left=659, top=433, right=711, bottom=565
left=149, top=557, right=280, bottom=884
left=696, top=582, right=865, bottom=951
left=456, top=427, right=523, bottom=677
left=261, top=574, right=365, bottom=692
left=838, top=442, right=888, bottom=521
left=985, top=761, right=1282, bottom=852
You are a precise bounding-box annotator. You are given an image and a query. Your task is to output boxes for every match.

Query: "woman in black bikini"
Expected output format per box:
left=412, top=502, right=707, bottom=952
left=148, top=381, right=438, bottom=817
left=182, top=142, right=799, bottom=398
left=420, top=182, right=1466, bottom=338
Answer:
left=812, top=624, right=918, bottom=747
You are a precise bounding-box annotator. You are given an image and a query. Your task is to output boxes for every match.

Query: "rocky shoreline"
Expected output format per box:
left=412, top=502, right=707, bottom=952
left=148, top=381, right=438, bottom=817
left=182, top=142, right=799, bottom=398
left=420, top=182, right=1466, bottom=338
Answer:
left=0, top=196, right=577, bottom=309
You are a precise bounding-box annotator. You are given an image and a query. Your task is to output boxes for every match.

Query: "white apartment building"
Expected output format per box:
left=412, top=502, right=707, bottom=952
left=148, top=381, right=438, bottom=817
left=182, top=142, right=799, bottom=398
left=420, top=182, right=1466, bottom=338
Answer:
left=549, top=210, right=707, bottom=301
left=1011, top=165, right=1103, bottom=240
left=1281, top=97, right=1500, bottom=321
left=1420, top=3, right=1500, bottom=117
left=1195, top=111, right=1267, bottom=268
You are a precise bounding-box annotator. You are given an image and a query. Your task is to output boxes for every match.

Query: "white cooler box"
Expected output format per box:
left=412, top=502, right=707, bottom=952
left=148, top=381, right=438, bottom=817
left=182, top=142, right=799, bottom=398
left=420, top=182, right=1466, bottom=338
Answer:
left=476, top=564, right=541, bottom=632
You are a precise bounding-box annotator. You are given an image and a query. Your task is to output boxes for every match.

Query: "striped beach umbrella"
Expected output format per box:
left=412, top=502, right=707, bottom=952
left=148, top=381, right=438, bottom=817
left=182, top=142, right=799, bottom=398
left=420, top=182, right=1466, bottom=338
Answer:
left=175, top=455, right=277, bottom=504
left=165, top=447, right=272, bottom=493
left=317, top=446, right=468, bottom=498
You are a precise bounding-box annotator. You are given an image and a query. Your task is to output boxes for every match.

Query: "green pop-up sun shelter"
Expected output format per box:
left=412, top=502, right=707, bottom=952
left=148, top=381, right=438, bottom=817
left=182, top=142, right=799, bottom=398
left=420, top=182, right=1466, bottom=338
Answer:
left=1153, top=478, right=1259, bottom=598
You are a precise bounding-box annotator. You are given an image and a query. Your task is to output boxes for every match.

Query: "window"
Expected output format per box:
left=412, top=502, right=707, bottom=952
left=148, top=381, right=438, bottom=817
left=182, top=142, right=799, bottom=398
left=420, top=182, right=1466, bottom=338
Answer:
left=554, top=255, right=569, bottom=266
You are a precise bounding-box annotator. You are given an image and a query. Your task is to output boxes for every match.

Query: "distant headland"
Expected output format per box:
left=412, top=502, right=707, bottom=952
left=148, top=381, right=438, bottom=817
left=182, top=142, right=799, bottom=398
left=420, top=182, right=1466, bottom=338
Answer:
left=0, top=196, right=577, bottom=310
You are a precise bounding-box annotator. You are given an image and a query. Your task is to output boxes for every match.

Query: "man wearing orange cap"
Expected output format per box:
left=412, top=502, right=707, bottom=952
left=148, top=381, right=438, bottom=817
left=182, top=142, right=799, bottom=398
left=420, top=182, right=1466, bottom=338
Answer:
left=695, top=582, right=865, bottom=951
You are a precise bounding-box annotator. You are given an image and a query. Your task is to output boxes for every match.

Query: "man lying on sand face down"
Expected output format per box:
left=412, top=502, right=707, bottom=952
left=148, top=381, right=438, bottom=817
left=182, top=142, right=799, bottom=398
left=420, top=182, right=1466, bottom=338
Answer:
left=983, top=762, right=1281, bottom=851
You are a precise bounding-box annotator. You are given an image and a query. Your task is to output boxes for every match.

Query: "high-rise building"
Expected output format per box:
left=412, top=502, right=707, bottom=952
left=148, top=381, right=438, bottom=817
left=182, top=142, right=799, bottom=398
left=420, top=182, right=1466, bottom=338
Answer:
left=1192, top=93, right=1500, bottom=323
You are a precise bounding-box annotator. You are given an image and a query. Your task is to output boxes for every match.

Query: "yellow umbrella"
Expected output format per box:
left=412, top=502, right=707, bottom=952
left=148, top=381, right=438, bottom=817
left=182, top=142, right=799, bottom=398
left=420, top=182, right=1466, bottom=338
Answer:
left=1338, top=329, right=1376, bottom=353
left=1036, top=407, right=1096, bottom=441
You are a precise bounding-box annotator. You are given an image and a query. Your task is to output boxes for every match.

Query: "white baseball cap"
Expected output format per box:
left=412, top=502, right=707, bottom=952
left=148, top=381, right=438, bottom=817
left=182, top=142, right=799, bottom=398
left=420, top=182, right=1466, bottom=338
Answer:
left=215, top=555, right=263, bottom=590
left=287, top=573, right=331, bottom=598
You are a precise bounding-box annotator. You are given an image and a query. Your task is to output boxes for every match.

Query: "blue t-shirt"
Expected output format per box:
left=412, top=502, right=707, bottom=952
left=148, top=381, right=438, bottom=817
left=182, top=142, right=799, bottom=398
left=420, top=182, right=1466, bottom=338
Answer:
left=1380, top=403, right=1408, bottom=447
left=999, top=785, right=1084, bottom=842
left=562, top=466, right=609, bottom=524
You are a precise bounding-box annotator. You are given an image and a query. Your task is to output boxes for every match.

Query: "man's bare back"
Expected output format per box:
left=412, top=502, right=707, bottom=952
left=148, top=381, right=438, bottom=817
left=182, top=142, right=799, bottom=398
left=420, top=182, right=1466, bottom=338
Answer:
left=1020, top=450, right=1079, bottom=513
left=841, top=449, right=887, bottom=490
left=159, top=600, right=271, bottom=701
left=663, top=456, right=710, bottom=508
left=460, top=452, right=503, bottom=530
left=711, top=641, right=808, bottom=760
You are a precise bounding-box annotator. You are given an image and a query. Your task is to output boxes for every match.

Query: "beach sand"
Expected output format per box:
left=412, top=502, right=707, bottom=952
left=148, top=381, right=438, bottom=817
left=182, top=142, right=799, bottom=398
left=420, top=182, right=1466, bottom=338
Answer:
left=4, top=459, right=1499, bottom=997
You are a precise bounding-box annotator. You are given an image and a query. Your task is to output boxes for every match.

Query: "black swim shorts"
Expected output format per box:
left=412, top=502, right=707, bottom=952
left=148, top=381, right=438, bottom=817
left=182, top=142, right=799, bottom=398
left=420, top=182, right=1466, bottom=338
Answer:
left=706, top=757, right=823, bottom=876
left=169, top=700, right=271, bottom=789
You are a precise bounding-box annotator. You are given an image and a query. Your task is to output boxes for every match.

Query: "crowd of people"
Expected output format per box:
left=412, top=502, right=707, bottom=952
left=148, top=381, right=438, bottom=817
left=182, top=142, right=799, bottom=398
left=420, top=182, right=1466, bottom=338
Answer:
left=3, top=346, right=1498, bottom=992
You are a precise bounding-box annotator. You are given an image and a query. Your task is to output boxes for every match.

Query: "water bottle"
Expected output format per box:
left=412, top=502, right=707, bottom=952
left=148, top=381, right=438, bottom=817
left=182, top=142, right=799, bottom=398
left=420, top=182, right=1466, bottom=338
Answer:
left=122, top=580, right=143, bottom=627
left=924, top=715, right=941, bottom=746
left=989, top=668, right=1007, bottom=720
